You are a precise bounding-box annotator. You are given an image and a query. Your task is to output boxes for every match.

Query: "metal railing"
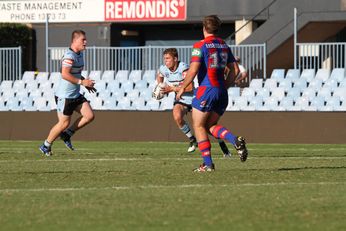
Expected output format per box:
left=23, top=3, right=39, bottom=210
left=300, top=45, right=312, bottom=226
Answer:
left=48, top=44, right=266, bottom=80
left=0, top=47, right=22, bottom=82
left=296, top=42, right=346, bottom=71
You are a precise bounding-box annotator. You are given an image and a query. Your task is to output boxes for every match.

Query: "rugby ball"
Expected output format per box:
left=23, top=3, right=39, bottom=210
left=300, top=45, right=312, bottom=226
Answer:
left=152, top=82, right=167, bottom=100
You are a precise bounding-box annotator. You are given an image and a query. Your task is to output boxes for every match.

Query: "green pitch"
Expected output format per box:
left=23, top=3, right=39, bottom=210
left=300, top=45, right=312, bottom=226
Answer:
left=0, top=141, right=345, bottom=231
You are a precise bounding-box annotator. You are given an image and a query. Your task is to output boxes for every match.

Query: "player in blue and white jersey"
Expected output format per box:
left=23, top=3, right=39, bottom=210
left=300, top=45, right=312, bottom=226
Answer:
left=157, top=48, right=231, bottom=156
left=39, top=30, right=96, bottom=156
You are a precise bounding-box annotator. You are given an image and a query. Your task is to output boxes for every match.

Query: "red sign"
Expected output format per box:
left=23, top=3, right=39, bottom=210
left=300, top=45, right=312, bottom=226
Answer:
left=105, top=0, right=187, bottom=21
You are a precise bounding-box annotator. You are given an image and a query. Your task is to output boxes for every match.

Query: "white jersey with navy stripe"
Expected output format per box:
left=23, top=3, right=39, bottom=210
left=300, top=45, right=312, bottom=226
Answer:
left=158, top=61, right=194, bottom=105
left=55, top=48, right=84, bottom=99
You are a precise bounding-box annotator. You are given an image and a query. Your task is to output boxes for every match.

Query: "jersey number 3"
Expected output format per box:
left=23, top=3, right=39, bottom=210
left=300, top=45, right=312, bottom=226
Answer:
left=209, top=52, right=228, bottom=69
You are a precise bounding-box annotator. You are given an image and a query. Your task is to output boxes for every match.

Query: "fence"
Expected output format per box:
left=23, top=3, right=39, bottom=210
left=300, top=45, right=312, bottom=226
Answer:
left=48, top=44, right=266, bottom=81
left=296, top=42, right=346, bottom=71
left=0, top=47, right=22, bottom=82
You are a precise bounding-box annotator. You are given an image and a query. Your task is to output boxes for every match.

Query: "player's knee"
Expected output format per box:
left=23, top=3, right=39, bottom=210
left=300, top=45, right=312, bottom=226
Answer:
left=59, top=120, right=70, bottom=130
left=173, top=114, right=183, bottom=125
left=85, top=113, right=95, bottom=123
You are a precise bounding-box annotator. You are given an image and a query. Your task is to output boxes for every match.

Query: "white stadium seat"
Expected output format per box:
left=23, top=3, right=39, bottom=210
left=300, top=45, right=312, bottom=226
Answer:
left=128, top=70, right=142, bottom=83
left=308, top=79, right=323, bottom=90
left=256, top=88, right=270, bottom=100
left=36, top=72, right=49, bottom=84
left=332, top=88, right=346, bottom=101
left=121, top=80, right=134, bottom=93
left=249, top=79, right=263, bottom=90
left=285, top=69, right=300, bottom=81
left=142, top=70, right=156, bottom=83
left=329, top=68, right=345, bottom=83
left=22, top=71, right=35, bottom=83
left=278, top=79, right=292, bottom=92
left=300, top=69, right=315, bottom=82
left=228, top=87, right=240, bottom=97
left=315, top=69, right=330, bottom=82
left=0, top=80, right=13, bottom=90
left=102, top=70, right=115, bottom=82
left=241, top=88, right=255, bottom=99
left=89, top=71, right=102, bottom=81
left=271, top=87, right=285, bottom=101
left=322, top=79, right=338, bottom=90
left=264, top=79, right=278, bottom=89
left=134, top=80, right=148, bottom=90
left=293, top=78, right=308, bottom=90
left=107, top=80, right=121, bottom=92
left=270, top=69, right=285, bottom=82
left=115, top=70, right=129, bottom=82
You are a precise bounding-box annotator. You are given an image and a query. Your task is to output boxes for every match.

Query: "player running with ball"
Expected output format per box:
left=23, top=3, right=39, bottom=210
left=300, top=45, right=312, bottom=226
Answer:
left=157, top=48, right=231, bottom=156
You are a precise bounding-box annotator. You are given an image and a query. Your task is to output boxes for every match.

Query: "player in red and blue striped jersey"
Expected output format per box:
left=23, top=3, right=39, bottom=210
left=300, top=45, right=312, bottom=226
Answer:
left=177, top=15, right=248, bottom=172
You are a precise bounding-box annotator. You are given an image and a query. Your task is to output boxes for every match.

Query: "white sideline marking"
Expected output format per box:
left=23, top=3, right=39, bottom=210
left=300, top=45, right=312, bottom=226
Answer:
left=0, top=156, right=345, bottom=163
left=0, top=181, right=344, bottom=193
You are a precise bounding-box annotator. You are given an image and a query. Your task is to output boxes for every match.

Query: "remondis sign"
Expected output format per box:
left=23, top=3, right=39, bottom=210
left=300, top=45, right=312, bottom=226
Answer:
left=104, top=0, right=187, bottom=22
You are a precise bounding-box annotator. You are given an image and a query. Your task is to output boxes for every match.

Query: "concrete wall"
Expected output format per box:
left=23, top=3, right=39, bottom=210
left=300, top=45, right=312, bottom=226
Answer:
left=1, top=111, right=346, bottom=144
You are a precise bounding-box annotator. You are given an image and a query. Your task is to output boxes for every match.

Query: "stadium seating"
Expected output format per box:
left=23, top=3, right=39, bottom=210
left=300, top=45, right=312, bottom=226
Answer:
left=1, top=68, right=345, bottom=112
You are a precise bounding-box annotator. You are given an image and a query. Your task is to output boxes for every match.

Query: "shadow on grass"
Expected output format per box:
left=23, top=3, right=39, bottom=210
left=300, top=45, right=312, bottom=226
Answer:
left=278, top=166, right=346, bottom=171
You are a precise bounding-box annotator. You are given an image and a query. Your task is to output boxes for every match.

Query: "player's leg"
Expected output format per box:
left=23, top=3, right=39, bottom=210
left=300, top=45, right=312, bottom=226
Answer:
left=39, top=113, right=71, bottom=156
left=172, top=103, right=197, bottom=152
left=61, top=98, right=94, bottom=150
left=207, top=112, right=248, bottom=162
left=204, top=111, right=231, bottom=157
left=192, top=108, right=214, bottom=172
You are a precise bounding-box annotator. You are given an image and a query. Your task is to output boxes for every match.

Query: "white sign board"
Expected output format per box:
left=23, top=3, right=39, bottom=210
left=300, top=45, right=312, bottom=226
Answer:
left=0, top=0, right=104, bottom=23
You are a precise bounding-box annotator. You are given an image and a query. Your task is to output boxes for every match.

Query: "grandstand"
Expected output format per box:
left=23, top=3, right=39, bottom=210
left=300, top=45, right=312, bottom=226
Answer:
left=1, top=68, right=346, bottom=112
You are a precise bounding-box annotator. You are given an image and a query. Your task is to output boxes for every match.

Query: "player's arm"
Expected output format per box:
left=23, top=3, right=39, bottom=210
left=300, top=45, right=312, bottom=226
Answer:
left=61, top=60, right=95, bottom=88
left=224, top=62, right=240, bottom=89
left=176, top=62, right=200, bottom=100
left=235, top=68, right=248, bottom=85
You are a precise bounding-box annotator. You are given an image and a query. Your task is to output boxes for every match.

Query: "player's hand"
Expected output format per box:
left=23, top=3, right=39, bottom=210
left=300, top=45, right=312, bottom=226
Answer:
left=86, top=86, right=97, bottom=93
left=81, top=79, right=95, bottom=88
left=161, top=85, right=173, bottom=94
left=176, top=87, right=184, bottom=100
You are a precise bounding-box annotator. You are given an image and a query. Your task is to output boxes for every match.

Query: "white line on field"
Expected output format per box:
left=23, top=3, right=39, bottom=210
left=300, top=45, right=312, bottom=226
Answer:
left=0, top=156, right=345, bottom=163
left=0, top=181, right=344, bottom=193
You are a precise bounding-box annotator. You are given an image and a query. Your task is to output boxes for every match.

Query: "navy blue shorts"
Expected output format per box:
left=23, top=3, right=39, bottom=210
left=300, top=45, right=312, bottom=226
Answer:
left=192, top=86, right=228, bottom=116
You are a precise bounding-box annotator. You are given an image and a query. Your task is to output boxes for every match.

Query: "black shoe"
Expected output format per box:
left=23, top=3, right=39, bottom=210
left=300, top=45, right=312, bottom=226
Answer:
left=188, top=138, right=197, bottom=153
left=60, top=132, right=74, bottom=151
left=234, top=136, right=248, bottom=162
left=219, top=141, right=231, bottom=158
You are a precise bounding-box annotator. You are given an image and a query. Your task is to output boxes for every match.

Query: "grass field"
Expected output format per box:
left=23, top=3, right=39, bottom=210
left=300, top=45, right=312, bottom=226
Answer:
left=0, top=141, right=345, bottom=231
